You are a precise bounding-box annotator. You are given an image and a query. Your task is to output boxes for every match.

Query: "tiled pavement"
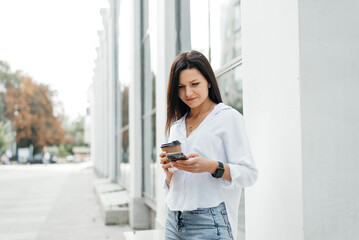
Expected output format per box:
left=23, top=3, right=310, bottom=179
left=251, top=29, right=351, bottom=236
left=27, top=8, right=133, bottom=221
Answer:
left=0, top=162, right=132, bottom=240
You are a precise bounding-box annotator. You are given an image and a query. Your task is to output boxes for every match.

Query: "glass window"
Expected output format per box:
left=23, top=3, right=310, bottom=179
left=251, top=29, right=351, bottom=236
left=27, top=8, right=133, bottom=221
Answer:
left=142, top=0, right=157, bottom=200
left=189, top=0, right=210, bottom=57
left=216, top=65, right=243, bottom=114
left=118, top=0, right=131, bottom=187
left=143, top=113, right=156, bottom=198
left=190, top=0, right=241, bottom=71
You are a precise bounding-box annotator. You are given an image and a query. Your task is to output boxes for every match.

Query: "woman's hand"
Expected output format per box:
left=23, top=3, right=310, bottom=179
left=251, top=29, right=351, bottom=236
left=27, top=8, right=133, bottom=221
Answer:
left=159, top=151, right=174, bottom=187
left=171, top=153, right=218, bottom=174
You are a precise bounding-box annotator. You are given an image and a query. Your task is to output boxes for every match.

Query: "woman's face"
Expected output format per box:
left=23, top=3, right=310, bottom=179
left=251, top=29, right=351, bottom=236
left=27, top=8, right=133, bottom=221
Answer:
left=178, top=68, right=210, bottom=109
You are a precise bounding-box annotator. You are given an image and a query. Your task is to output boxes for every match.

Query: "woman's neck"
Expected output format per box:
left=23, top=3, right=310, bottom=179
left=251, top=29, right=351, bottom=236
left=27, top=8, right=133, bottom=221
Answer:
left=188, top=99, right=214, bottom=118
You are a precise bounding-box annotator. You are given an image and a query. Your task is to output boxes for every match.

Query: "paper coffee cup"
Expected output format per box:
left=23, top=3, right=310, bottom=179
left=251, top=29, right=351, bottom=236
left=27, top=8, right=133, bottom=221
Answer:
left=161, top=140, right=182, bottom=171
left=160, top=140, right=181, bottom=153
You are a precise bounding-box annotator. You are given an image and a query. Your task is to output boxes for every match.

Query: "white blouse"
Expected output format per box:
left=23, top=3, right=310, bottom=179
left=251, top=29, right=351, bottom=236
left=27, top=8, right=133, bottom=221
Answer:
left=165, top=103, right=258, bottom=240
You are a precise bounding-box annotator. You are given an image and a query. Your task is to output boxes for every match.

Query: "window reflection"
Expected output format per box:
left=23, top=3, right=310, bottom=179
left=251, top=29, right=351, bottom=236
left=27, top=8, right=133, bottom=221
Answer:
left=120, top=128, right=130, bottom=187
left=119, top=84, right=130, bottom=187
left=216, top=0, right=241, bottom=66
left=190, top=0, right=241, bottom=71
left=190, top=0, right=210, bottom=57
left=122, top=87, right=129, bottom=127
left=118, top=0, right=131, bottom=187
left=142, top=0, right=157, bottom=200
left=143, top=113, right=156, bottom=198
left=217, top=66, right=243, bottom=114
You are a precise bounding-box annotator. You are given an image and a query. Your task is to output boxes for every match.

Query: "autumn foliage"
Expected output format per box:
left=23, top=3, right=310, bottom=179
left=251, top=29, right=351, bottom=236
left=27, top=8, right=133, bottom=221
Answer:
left=2, top=76, right=66, bottom=149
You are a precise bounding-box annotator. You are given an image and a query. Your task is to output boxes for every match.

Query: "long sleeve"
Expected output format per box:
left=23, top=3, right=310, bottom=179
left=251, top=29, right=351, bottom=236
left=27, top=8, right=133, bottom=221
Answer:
left=220, top=111, right=258, bottom=189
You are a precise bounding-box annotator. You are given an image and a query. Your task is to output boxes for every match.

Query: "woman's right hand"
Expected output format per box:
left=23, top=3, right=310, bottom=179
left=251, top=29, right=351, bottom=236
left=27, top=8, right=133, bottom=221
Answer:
left=159, top=151, right=174, bottom=187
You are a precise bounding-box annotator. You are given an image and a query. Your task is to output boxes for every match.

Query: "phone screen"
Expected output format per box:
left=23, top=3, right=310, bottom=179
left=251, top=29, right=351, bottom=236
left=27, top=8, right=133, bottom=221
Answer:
left=167, top=152, right=188, bottom=161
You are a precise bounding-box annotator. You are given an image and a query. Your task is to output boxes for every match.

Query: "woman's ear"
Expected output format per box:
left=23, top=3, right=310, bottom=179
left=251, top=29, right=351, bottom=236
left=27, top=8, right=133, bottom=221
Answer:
left=208, top=82, right=211, bottom=88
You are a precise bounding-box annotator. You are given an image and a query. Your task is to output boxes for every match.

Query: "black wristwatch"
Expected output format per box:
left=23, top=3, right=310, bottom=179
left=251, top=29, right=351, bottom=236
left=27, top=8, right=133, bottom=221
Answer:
left=212, top=161, right=225, bottom=178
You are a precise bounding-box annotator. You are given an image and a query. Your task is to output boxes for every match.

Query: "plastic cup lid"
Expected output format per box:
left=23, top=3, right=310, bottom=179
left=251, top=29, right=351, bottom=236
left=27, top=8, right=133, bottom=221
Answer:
left=160, top=140, right=181, bottom=148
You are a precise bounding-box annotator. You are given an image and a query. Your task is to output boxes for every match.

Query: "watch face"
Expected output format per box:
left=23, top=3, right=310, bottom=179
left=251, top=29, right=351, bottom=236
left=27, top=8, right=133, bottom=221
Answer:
left=216, top=169, right=224, bottom=178
left=213, top=162, right=225, bottom=178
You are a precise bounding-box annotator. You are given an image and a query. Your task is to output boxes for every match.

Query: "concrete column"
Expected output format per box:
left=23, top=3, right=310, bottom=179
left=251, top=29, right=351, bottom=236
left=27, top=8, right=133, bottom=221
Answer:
left=155, top=0, right=177, bottom=229
left=128, top=0, right=151, bottom=229
left=241, top=1, right=303, bottom=239
left=299, top=1, right=359, bottom=239
left=243, top=0, right=359, bottom=239
left=107, top=0, right=119, bottom=183
left=106, top=6, right=115, bottom=182
left=100, top=9, right=109, bottom=178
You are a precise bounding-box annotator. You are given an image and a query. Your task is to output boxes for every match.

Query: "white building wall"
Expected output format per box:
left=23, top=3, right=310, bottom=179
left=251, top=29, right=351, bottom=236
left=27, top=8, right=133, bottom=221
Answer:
left=243, top=1, right=359, bottom=239
left=106, top=0, right=118, bottom=183
left=93, top=9, right=110, bottom=178
left=101, top=9, right=109, bottom=178
left=106, top=7, right=115, bottom=182
left=92, top=1, right=359, bottom=238
left=299, top=1, right=359, bottom=239
left=92, top=56, right=98, bottom=170
left=241, top=1, right=303, bottom=240
left=93, top=5, right=118, bottom=180
left=94, top=33, right=105, bottom=176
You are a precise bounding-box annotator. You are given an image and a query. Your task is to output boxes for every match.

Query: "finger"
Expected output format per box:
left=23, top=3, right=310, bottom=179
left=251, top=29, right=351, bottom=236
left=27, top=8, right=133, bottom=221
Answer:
left=164, top=168, right=174, bottom=175
left=172, top=162, right=185, bottom=169
left=160, top=157, right=169, bottom=164
left=175, top=159, right=194, bottom=165
left=176, top=164, right=195, bottom=172
left=187, top=153, right=200, bottom=158
left=173, top=162, right=194, bottom=169
left=162, top=162, right=172, bottom=168
left=159, top=151, right=167, bottom=158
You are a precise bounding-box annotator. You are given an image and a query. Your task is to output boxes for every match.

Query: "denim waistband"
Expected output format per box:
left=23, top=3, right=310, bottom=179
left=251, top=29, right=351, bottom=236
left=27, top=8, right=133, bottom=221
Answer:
left=169, top=202, right=226, bottom=220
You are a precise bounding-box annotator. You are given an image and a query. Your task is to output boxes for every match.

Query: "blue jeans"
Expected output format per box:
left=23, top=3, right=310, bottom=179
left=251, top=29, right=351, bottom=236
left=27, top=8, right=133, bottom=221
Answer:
left=165, top=202, right=233, bottom=240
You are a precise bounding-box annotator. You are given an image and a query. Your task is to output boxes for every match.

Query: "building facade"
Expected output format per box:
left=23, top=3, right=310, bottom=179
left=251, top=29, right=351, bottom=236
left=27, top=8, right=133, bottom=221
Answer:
left=92, top=0, right=359, bottom=239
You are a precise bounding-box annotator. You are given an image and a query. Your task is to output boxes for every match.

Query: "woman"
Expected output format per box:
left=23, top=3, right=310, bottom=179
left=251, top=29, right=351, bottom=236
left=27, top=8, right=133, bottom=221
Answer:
left=160, top=50, right=258, bottom=240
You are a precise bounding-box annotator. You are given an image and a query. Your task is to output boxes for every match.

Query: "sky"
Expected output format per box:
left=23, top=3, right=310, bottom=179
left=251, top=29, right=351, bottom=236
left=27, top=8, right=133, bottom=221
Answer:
left=0, top=0, right=108, bottom=121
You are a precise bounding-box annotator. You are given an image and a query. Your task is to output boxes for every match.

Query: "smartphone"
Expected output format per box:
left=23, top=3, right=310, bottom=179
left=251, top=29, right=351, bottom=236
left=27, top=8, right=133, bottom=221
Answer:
left=166, top=152, right=188, bottom=161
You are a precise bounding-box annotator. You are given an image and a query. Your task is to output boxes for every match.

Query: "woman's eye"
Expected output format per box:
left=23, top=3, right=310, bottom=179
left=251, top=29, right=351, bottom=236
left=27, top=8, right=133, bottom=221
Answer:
left=192, top=82, right=199, bottom=86
left=178, top=86, right=183, bottom=89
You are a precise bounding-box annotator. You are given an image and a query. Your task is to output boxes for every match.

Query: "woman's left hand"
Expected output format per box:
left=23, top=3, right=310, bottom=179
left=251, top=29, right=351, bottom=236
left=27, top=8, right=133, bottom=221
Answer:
left=172, top=153, right=217, bottom=174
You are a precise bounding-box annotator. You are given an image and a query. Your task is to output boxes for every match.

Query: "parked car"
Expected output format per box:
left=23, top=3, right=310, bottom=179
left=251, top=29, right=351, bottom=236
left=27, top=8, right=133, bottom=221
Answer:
left=27, top=153, right=57, bottom=164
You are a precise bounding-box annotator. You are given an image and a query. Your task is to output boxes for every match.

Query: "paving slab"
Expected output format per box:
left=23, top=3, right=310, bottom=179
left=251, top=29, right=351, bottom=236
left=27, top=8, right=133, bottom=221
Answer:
left=0, top=162, right=132, bottom=240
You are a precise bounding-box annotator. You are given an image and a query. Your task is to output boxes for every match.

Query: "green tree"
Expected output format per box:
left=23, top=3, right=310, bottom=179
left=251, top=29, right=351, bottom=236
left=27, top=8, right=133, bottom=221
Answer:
left=0, top=121, right=14, bottom=152
left=55, top=115, right=87, bottom=158
left=68, top=115, right=87, bottom=146
left=0, top=61, right=21, bottom=87
left=0, top=61, right=21, bottom=120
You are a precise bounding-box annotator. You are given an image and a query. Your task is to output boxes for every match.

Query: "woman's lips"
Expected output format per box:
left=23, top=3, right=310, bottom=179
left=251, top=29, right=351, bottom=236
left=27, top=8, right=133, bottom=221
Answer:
left=187, top=97, right=196, bottom=101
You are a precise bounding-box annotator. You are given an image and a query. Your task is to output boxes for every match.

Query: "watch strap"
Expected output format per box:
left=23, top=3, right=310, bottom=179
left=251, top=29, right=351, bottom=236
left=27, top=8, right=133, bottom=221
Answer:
left=212, top=161, right=225, bottom=178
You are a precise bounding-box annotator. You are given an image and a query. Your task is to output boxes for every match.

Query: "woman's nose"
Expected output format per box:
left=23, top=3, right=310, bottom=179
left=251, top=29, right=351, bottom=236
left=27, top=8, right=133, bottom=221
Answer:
left=185, top=87, right=192, bottom=97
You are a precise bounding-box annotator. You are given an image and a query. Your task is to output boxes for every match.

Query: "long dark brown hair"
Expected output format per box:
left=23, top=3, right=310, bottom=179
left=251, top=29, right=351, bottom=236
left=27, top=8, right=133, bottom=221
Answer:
left=166, top=50, right=222, bottom=134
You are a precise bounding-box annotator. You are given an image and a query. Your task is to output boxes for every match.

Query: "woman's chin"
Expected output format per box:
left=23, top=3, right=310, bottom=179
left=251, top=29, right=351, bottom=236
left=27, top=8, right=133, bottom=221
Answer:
left=185, top=101, right=200, bottom=109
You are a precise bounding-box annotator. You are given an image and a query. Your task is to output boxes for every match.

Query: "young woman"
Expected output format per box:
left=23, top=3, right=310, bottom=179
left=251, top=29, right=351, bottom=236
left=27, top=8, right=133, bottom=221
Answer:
left=160, top=50, right=258, bottom=240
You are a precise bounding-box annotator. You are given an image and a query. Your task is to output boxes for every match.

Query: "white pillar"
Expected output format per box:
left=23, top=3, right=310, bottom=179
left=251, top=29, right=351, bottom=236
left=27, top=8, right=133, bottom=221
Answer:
left=155, top=0, right=177, bottom=228
left=101, top=9, right=109, bottom=178
left=106, top=6, right=115, bottom=182
left=243, top=0, right=359, bottom=239
left=242, top=1, right=303, bottom=239
left=299, top=1, right=359, bottom=239
left=128, top=0, right=151, bottom=229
